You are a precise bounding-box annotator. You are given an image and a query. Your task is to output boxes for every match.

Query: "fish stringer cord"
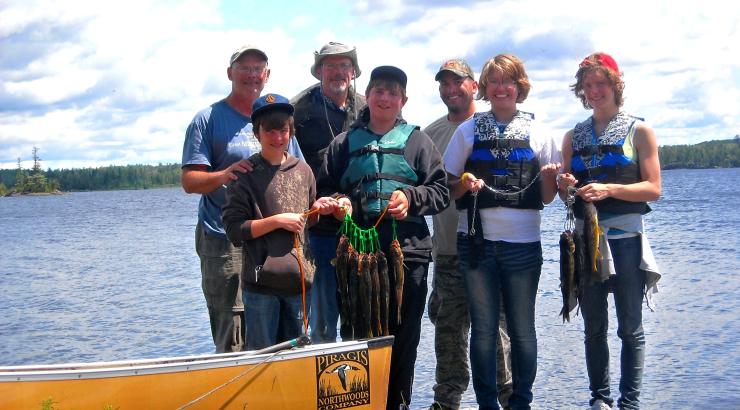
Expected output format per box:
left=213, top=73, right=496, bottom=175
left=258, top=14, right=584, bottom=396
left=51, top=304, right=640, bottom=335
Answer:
left=564, top=186, right=576, bottom=231
left=295, top=208, right=322, bottom=335
left=481, top=169, right=544, bottom=197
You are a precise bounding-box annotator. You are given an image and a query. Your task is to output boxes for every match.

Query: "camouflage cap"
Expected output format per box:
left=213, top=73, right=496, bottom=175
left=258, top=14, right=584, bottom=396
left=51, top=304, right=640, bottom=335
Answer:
left=434, top=58, right=474, bottom=81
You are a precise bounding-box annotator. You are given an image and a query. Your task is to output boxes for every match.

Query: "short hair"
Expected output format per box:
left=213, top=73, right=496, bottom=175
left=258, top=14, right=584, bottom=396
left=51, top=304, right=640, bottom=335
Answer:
left=365, top=79, right=406, bottom=99
left=571, top=54, right=625, bottom=109
left=252, top=110, right=295, bottom=137
left=477, top=54, right=531, bottom=103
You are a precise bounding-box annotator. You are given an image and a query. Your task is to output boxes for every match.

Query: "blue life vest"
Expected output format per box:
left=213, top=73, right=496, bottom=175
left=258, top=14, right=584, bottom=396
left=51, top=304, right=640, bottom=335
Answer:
left=571, top=112, right=649, bottom=217
left=340, top=123, right=419, bottom=219
left=457, top=111, right=543, bottom=211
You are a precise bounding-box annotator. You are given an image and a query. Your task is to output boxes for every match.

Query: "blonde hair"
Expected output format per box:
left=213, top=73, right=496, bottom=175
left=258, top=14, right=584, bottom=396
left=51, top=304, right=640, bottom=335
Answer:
left=477, top=54, right=531, bottom=103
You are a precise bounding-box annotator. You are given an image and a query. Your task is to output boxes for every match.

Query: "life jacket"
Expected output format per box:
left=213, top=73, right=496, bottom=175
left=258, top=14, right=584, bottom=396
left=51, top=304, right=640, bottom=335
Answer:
left=571, top=112, right=650, bottom=217
left=456, top=111, right=543, bottom=211
left=340, top=123, right=419, bottom=220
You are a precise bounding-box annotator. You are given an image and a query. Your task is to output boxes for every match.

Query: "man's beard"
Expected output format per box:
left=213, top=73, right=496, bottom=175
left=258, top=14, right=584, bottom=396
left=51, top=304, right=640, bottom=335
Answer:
left=325, top=80, right=349, bottom=95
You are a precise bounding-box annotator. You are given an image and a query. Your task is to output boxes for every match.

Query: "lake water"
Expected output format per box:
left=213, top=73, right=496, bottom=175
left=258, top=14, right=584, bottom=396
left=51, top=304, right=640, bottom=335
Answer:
left=1, top=168, right=738, bottom=409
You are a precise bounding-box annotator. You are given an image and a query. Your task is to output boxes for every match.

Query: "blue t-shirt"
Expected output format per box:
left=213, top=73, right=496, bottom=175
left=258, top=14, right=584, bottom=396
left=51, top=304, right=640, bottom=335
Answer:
left=182, top=99, right=304, bottom=238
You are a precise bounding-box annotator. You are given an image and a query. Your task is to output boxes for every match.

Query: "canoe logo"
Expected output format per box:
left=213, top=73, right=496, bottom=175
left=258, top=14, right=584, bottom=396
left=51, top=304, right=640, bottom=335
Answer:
left=316, top=349, right=370, bottom=409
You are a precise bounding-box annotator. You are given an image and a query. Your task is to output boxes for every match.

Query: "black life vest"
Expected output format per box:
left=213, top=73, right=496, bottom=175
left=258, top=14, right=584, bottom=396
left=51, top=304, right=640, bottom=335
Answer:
left=456, top=111, right=543, bottom=211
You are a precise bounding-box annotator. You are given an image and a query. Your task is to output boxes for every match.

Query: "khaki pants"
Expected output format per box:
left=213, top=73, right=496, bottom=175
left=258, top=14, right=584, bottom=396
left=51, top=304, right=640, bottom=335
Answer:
left=195, top=223, right=245, bottom=353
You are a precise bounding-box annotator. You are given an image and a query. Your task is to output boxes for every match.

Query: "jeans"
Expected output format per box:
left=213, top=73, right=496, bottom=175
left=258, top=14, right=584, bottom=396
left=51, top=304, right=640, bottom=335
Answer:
left=308, top=232, right=340, bottom=343
left=195, top=223, right=245, bottom=353
left=459, top=235, right=542, bottom=410
left=243, top=289, right=308, bottom=350
left=580, top=236, right=645, bottom=410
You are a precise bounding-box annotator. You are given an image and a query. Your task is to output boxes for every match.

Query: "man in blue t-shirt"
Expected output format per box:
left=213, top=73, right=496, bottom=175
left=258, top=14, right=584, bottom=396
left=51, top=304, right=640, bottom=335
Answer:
left=181, top=45, right=303, bottom=353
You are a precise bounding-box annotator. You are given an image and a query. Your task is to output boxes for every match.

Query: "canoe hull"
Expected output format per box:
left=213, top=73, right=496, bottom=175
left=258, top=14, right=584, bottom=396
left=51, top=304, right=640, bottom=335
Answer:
left=0, top=337, right=393, bottom=409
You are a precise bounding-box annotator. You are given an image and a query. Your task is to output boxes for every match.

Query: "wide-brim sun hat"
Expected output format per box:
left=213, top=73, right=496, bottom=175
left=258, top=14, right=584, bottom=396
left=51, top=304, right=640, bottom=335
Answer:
left=310, top=41, right=361, bottom=79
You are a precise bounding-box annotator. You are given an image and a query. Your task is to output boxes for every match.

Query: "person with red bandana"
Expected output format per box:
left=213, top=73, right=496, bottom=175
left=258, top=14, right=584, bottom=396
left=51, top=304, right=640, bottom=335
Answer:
left=557, top=52, right=662, bottom=410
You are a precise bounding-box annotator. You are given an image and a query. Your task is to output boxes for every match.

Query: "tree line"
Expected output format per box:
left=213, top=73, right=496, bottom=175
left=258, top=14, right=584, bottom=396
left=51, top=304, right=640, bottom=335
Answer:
left=658, top=136, right=739, bottom=169
left=0, top=149, right=181, bottom=195
left=1, top=138, right=737, bottom=195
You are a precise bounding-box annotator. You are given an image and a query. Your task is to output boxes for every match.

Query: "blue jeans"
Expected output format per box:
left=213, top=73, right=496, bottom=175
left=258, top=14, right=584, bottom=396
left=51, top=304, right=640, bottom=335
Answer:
left=308, top=232, right=340, bottom=343
left=459, top=235, right=542, bottom=410
left=580, top=236, right=646, bottom=410
left=243, top=289, right=308, bottom=350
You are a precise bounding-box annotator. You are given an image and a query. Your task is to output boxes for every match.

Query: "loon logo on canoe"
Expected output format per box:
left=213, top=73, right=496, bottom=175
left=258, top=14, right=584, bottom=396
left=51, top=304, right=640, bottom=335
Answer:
left=316, top=349, right=370, bottom=409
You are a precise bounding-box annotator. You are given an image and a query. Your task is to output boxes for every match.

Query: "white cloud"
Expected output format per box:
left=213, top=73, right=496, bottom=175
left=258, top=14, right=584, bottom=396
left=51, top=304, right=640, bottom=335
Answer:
left=1, top=0, right=738, bottom=169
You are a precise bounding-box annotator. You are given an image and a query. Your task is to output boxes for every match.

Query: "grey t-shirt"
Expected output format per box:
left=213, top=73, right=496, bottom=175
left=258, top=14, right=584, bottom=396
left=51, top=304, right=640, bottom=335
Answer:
left=424, top=114, right=472, bottom=256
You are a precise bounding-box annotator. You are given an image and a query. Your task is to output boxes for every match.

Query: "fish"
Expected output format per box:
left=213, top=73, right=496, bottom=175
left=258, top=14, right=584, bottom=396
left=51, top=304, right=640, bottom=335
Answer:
left=357, top=253, right=372, bottom=339
left=559, top=230, right=577, bottom=322
left=376, top=250, right=390, bottom=336
left=390, top=239, right=404, bottom=327
left=573, top=229, right=587, bottom=294
left=335, top=235, right=352, bottom=340
left=347, top=246, right=359, bottom=339
left=583, top=201, right=606, bottom=283
left=368, top=252, right=381, bottom=337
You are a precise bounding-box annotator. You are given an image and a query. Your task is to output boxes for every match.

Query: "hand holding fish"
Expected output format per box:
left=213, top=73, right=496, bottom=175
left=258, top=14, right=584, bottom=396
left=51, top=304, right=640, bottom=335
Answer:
left=541, top=162, right=562, bottom=179
left=578, top=183, right=611, bottom=202
left=312, top=196, right=340, bottom=216
left=333, top=197, right=353, bottom=220
left=274, top=212, right=306, bottom=233
left=461, top=172, right=485, bottom=193
left=388, top=190, right=409, bottom=220
left=556, top=172, right=578, bottom=191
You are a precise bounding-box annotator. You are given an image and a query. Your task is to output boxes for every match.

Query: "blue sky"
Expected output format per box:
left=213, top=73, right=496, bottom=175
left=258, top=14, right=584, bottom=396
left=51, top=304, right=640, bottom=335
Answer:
left=1, top=0, right=738, bottom=169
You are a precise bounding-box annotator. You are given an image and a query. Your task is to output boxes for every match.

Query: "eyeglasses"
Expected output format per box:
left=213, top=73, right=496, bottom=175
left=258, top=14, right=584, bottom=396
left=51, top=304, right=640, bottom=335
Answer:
left=233, top=65, right=267, bottom=74
left=322, top=62, right=353, bottom=72
left=487, top=78, right=516, bottom=88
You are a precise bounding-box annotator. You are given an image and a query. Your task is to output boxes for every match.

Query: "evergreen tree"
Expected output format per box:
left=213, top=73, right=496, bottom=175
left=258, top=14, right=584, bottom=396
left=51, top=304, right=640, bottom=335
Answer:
left=14, top=158, right=27, bottom=193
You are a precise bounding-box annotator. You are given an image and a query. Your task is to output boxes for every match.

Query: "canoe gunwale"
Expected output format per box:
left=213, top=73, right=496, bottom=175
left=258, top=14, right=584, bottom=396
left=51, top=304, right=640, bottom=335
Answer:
left=0, top=336, right=394, bottom=382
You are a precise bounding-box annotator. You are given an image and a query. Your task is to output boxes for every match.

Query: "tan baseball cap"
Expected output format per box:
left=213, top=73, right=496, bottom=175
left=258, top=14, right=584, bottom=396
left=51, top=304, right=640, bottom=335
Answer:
left=230, top=44, right=267, bottom=66
left=435, top=58, right=474, bottom=81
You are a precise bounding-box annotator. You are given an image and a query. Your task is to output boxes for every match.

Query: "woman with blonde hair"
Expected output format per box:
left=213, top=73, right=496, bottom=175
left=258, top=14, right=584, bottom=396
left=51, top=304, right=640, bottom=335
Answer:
left=443, top=54, right=561, bottom=409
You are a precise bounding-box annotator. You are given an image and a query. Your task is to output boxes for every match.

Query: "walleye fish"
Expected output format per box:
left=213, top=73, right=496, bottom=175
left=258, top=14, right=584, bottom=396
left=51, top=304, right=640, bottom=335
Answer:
left=390, top=239, right=404, bottom=326
left=357, top=253, right=372, bottom=339
left=573, top=230, right=587, bottom=294
left=376, top=250, right=390, bottom=336
left=335, top=235, right=352, bottom=340
left=583, top=201, right=606, bottom=283
left=559, top=230, right=577, bottom=322
left=368, top=252, right=381, bottom=337
left=347, top=246, right=359, bottom=339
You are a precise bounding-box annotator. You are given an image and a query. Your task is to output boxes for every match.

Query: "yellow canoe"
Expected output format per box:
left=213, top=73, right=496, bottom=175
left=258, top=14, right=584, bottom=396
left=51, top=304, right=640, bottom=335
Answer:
left=0, top=336, right=393, bottom=409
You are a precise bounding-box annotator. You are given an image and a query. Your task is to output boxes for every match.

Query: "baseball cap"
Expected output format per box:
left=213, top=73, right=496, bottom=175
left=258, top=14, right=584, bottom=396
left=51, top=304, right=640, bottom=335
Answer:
left=369, top=65, right=407, bottom=89
left=435, top=58, right=475, bottom=81
left=311, top=41, right=361, bottom=79
left=251, top=93, right=294, bottom=119
left=230, top=44, right=268, bottom=66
